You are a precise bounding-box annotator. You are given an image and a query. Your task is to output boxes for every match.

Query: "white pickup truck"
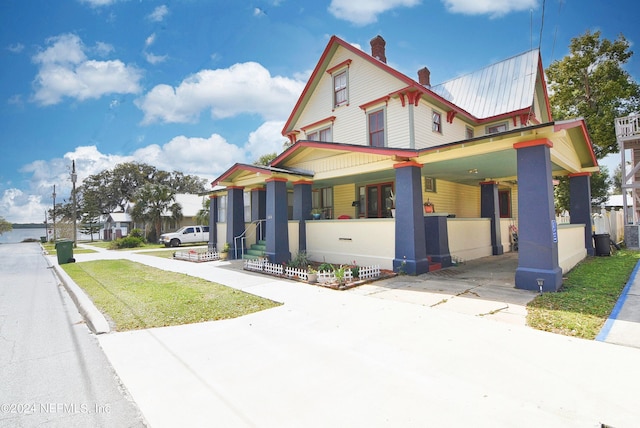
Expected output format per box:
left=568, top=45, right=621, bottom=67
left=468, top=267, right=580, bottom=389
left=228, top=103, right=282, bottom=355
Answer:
left=160, top=225, right=210, bottom=247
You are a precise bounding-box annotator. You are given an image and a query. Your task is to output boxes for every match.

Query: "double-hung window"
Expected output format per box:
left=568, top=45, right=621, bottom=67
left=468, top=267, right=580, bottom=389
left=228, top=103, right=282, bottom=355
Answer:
left=334, top=70, right=348, bottom=107
left=307, top=127, right=332, bottom=142
left=432, top=110, right=442, bottom=133
left=368, top=109, right=385, bottom=147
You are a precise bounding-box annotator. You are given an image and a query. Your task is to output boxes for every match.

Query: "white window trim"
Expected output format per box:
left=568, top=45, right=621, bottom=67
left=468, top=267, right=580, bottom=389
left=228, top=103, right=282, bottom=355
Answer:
left=486, top=122, right=509, bottom=135
left=367, top=107, right=386, bottom=147
left=432, top=110, right=442, bottom=134
left=307, top=125, right=332, bottom=142
left=332, top=68, right=349, bottom=109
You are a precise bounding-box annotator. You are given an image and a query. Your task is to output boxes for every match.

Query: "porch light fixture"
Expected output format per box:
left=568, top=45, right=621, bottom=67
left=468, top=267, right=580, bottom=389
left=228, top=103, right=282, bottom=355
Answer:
left=351, top=201, right=360, bottom=207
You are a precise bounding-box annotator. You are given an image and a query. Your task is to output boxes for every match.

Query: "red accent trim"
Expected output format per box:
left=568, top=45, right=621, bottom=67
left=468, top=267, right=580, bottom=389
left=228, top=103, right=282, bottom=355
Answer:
left=406, top=91, right=421, bottom=106
left=520, top=113, right=529, bottom=126
left=553, top=119, right=598, bottom=166
left=282, top=37, right=552, bottom=137
left=326, top=59, right=352, bottom=75
left=537, top=53, right=553, bottom=121
left=286, top=131, right=300, bottom=145
left=446, top=110, right=457, bottom=123
left=359, top=96, right=390, bottom=111
left=479, top=180, right=498, bottom=185
left=265, top=177, right=288, bottom=183
left=250, top=187, right=266, bottom=192
left=226, top=186, right=245, bottom=190
left=300, top=116, right=336, bottom=131
left=292, top=180, right=313, bottom=185
left=513, top=138, right=553, bottom=149
left=512, top=116, right=518, bottom=127
left=271, top=140, right=420, bottom=167
left=209, top=194, right=217, bottom=199
left=211, top=163, right=273, bottom=186
left=568, top=172, right=592, bottom=178
left=393, top=160, right=423, bottom=169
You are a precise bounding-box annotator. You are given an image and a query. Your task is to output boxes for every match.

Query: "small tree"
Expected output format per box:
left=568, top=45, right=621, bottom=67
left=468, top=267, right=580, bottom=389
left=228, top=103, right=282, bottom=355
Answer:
left=554, top=166, right=611, bottom=214
left=0, top=217, right=12, bottom=236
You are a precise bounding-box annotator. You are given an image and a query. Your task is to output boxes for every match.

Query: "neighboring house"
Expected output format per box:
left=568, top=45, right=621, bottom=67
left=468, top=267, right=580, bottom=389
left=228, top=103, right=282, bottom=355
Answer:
left=103, top=212, right=133, bottom=240
left=161, top=194, right=208, bottom=232
left=208, top=35, right=598, bottom=292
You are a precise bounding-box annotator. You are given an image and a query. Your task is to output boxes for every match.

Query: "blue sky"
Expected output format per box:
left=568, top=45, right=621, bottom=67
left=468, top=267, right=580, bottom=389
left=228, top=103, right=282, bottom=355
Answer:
left=1, top=0, right=638, bottom=223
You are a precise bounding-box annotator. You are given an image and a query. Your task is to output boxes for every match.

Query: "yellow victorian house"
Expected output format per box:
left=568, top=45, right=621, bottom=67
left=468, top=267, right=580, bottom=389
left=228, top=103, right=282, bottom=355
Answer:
left=208, top=35, right=598, bottom=292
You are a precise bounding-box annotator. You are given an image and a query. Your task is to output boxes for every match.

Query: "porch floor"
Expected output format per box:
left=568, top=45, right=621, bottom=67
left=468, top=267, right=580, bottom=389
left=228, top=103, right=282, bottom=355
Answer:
left=349, top=252, right=539, bottom=326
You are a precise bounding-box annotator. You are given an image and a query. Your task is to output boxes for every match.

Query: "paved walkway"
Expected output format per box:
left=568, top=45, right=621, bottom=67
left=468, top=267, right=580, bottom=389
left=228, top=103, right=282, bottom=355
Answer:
left=50, top=245, right=640, bottom=427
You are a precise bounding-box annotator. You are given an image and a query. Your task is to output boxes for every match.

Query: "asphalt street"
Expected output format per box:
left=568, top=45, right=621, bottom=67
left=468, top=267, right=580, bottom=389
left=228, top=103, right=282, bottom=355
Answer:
left=0, top=243, right=146, bottom=427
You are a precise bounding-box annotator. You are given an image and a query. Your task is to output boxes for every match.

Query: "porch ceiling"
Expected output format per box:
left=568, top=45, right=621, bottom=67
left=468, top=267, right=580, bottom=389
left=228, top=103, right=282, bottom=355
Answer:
left=310, top=148, right=569, bottom=189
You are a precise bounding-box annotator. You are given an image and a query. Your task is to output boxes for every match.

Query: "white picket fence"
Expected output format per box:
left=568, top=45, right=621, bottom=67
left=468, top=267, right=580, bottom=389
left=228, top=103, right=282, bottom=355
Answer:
left=173, top=250, right=219, bottom=262
left=244, top=258, right=381, bottom=284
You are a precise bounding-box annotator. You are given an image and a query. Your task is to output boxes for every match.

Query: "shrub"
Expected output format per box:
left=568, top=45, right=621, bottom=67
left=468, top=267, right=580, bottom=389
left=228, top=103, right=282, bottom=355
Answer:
left=129, top=228, right=145, bottom=239
left=109, top=236, right=145, bottom=249
left=287, top=251, right=311, bottom=268
left=318, top=262, right=334, bottom=272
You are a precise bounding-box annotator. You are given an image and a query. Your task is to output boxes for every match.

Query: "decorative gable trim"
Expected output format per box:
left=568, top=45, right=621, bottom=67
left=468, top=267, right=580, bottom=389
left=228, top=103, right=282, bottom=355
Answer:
left=359, top=96, right=390, bottom=112
left=446, top=111, right=457, bottom=123
left=301, top=116, right=336, bottom=131
left=326, top=59, right=352, bottom=75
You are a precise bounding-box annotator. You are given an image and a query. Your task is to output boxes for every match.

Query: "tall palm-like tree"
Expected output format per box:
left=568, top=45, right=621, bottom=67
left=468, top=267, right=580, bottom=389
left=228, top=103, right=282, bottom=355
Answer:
left=131, top=183, right=182, bottom=242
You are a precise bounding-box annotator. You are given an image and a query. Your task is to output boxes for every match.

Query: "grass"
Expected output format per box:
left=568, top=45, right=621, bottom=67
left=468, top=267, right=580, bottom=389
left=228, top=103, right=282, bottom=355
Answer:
left=62, top=259, right=281, bottom=331
left=526, top=249, right=640, bottom=339
left=42, top=242, right=96, bottom=255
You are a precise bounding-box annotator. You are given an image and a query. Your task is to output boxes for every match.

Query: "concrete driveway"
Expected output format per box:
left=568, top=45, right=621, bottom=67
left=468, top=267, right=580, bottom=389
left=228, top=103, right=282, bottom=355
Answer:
left=64, top=248, right=640, bottom=428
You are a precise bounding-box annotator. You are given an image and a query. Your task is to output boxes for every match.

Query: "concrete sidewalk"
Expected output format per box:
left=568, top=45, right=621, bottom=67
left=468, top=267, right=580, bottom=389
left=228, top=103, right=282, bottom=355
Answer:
left=52, top=245, right=640, bottom=427
left=596, top=260, right=640, bottom=348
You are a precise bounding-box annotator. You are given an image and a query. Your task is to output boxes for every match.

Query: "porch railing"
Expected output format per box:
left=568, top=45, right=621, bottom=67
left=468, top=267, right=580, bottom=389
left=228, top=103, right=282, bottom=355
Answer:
left=615, top=113, right=640, bottom=141
left=234, top=219, right=265, bottom=259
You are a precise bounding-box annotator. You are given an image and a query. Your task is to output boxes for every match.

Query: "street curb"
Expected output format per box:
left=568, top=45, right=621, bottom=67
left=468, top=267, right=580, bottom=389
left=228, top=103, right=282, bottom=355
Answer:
left=48, top=258, right=111, bottom=335
left=595, top=258, right=640, bottom=342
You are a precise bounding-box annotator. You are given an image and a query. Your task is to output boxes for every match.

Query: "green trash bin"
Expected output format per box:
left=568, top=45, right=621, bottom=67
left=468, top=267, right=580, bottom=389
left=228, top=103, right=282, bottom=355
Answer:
left=55, top=240, right=75, bottom=264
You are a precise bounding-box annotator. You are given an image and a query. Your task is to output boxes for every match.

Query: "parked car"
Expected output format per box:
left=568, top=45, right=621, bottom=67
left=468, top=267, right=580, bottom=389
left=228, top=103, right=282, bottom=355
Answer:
left=159, top=226, right=209, bottom=247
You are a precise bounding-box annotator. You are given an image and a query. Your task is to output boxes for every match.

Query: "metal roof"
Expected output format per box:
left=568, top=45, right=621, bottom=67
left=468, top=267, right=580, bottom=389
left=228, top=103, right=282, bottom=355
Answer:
left=430, top=49, right=539, bottom=119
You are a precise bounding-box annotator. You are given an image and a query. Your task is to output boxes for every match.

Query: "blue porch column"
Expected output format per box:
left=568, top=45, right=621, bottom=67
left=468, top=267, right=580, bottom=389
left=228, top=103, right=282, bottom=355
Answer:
left=514, top=139, right=562, bottom=292
left=226, top=186, right=245, bottom=259
left=265, top=177, right=291, bottom=264
left=392, top=161, right=430, bottom=275
left=293, top=180, right=313, bottom=253
left=208, top=194, right=218, bottom=251
left=569, top=172, right=595, bottom=256
left=251, top=187, right=266, bottom=241
left=480, top=181, right=504, bottom=255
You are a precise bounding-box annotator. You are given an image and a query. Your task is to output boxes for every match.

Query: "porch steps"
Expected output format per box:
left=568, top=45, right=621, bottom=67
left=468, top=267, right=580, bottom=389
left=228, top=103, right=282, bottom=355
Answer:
left=242, top=240, right=267, bottom=260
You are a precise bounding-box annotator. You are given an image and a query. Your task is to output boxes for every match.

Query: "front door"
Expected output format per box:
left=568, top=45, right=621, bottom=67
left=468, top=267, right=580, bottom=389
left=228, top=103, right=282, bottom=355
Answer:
left=366, top=183, right=394, bottom=218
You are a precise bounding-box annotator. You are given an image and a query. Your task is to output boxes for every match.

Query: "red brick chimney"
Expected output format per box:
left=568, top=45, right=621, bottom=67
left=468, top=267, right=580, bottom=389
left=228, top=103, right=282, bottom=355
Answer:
left=370, top=35, right=386, bottom=63
left=418, top=67, right=431, bottom=87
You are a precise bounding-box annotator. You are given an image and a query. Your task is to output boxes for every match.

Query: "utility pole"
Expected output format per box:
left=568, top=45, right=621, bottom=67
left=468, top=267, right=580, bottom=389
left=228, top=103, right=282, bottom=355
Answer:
left=52, top=185, right=56, bottom=242
left=71, top=160, right=77, bottom=248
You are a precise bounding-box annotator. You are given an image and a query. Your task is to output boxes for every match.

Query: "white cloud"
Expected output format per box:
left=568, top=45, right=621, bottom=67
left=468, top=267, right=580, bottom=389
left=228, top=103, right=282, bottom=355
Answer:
left=441, top=0, right=538, bottom=17
left=135, top=62, right=305, bottom=124
left=1, top=118, right=289, bottom=223
left=31, top=34, right=142, bottom=105
left=245, top=121, right=288, bottom=160
left=94, top=41, right=114, bottom=56
left=144, top=52, right=168, bottom=65
left=328, top=0, right=421, bottom=26
left=253, top=7, right=266, bottom=17
left=145, top=33, right=156, bottom=47
left=132, top=134, right=244, bottom=181
left=148, top=5, right=169, bottom=22
left=7, top=43, right=25, bottom=53
left=79, top=0, right=118, bottom=7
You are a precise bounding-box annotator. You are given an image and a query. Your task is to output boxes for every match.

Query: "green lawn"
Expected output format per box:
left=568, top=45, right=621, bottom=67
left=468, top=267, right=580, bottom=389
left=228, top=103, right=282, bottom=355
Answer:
left=62, top=259, right=281, bottom=331
left=527, top=249, right=640, bottom=339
